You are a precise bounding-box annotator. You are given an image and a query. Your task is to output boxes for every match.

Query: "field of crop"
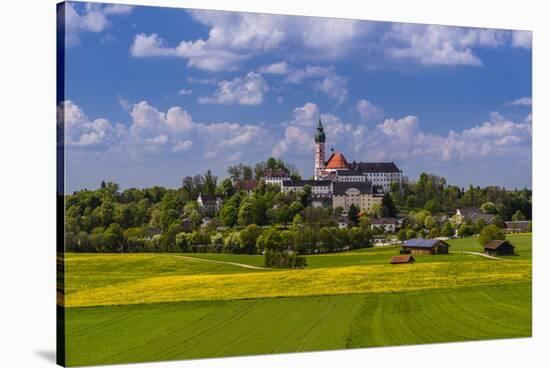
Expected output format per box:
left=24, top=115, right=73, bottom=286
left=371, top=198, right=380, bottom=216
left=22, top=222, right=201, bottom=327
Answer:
left=62, top=233, right=532, bottom=366
left=65, top=260, right=531, bottom=307
left=65, top=283, right=531, bottom=366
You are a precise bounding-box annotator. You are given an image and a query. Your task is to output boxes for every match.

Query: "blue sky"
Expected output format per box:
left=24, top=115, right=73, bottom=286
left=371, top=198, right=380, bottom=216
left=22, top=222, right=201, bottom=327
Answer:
left=60, top=2, right=532, bottom=193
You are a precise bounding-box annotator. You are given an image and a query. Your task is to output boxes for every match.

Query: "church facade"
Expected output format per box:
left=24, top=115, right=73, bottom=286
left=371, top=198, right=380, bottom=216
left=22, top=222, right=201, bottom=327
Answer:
left=314, top=118, right=403, bottom=192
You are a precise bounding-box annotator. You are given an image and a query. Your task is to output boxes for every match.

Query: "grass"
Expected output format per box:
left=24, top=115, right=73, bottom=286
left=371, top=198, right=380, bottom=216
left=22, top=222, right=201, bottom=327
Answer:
left=64, top=253, right=266, bottom=295
left=446, top=233, right=532, bottom=260
left=65, top=260, right=531, bottom=307
left=62, top=233, right=532, bottom=366
left=65, top=283, right=531, bottom=366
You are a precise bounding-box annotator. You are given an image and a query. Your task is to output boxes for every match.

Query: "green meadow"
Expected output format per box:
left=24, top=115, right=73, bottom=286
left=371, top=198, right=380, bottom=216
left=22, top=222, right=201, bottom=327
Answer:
left=63, top=233, right=532, bottom=366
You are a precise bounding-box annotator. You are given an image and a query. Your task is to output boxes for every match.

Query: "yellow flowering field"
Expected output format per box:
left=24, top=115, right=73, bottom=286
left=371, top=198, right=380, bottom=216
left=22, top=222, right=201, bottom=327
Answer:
left=65, top=260, right=531, bottom=308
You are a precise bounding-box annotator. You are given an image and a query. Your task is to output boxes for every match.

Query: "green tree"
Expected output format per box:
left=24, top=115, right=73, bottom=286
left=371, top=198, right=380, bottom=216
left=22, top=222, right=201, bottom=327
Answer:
left=220, top=202, right=239, bottom=227
left=218, top=178, right=235, bottom=197
left=123, top=227, right=146, bottom=252
left=381, top=193, right=397, bottom=217
left=98, top=201, right=115, bottom=227
left=429, top=228, right=440, bottom=239
left=348, top=204, right=360, bottom=226
left=175, top=232, right=191, bottom=251
left=256, top=227, right=282, bottom=252
left=511, top=210, right=526, bottom=221
left=266, top=157, right=278, bottom=170
left=349, top=227, right=372, bottom=249
left=289, top=201, right=304, bottom=217
left=223, top=231, right=241, bottom=253
left=319, top=227, right=337, bottom=251
left=113, top=204, right=134, bottom=229
left=299, top=185, right=312, bottom=207
left=457, top=224, right=476, bottom=237
left=103, top=223, right=124, bottom=252
left=423, top=215, right=435, bottom=229
left=238, top=200, right=254, bottom=226
left=478, top=224, right=505, bottom=246
left=160, top=191, right=182, bottom=230
left=159, top=223, right=183, bottom=252
left=210, top=233, right=224, bottom=251
left=396, top=229, right=408, bottom=243
left=239, top=224, right=262, bottom=254
left=441, top=221, right=454, bottom=237
left=203, top=169, right=218, bottom=195
left=424, top=199, right=441, bottom=213
left=481, top=201, right=498, bottom=214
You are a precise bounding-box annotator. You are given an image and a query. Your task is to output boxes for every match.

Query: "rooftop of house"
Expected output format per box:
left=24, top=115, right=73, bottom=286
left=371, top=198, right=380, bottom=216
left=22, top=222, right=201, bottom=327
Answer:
left=335, top=169, right=364, bottom=176
left=372, top=218, right=398, bottom=225
left=505, top=221, right=531, bottom=230
left=282, top=180, right=332, bottom=187
left=390, top=255, right=415, bottom=264
left=198, top=193, right=222, bottom=203
left=484, top=239, right=514, bottom=250
left=403, top=239, right=449, bottom=248
left=263, top=169, right=290, bottom=178
left=350, top=161, right=401, bottom=173
left=325, top=152, right=349, bottom=169
left=235, top=180, right=258, bottom=191
left=332, top=181, right=375, bottom=195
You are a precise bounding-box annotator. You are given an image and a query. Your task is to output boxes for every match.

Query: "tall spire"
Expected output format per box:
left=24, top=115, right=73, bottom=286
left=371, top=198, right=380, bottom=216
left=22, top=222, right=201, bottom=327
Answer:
left=315, top=116, right=326, bottom=143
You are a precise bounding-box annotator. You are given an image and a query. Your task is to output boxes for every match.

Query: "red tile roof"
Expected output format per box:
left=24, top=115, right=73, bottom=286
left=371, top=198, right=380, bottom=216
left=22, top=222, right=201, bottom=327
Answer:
left=325, top=152, right=349, bottom=169
left=235, top=180, right=258, bottom=191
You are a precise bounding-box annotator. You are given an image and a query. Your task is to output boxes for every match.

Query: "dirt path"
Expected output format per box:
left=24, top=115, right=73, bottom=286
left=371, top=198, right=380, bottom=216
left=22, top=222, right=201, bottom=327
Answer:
left=175, top=255, right=269, bottom=270
left=458, top=251, right=503, bottom=260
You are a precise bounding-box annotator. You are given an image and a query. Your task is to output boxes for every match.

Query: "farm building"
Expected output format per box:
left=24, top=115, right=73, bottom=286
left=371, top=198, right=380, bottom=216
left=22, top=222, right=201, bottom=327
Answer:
left=390, top=255, right=415, bottom=264
left=504, top=221, right=531, bottom=233
left=484, top=240, right=515, bottom=256
left=402, top=239, right=450, bottom=255
left=234, top=180, right=259, bottom=195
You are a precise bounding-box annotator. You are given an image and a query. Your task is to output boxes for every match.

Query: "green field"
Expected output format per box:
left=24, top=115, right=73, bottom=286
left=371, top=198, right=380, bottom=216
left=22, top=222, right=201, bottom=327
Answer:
left=63, top=233, right=532, bottom=366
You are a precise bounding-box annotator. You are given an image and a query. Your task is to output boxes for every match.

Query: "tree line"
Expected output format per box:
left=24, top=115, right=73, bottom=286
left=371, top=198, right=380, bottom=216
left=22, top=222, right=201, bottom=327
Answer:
left=64, top=164, right=531, bottom=257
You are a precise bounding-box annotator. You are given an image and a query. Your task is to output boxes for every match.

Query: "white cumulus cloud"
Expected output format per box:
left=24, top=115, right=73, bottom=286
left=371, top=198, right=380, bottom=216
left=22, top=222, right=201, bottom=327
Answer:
left=511, top=31, right=532, bottom=49
left=62, top=2, right=133, bottom=47
left=507, top=97, right=532, bottom=106
left=57, top=100, right=119, bottom=148
left=357, top=99, right=384, bottom=122
left=383, top=24, right=514, bottom=67
left=257, top=61, right=291, bottom=74
left=198, top=72, right=269, bottom=105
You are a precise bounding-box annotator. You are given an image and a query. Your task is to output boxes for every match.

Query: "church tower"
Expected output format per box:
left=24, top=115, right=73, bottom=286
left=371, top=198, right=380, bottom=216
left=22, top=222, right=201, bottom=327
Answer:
left=314, top=117, right=326, bottom=180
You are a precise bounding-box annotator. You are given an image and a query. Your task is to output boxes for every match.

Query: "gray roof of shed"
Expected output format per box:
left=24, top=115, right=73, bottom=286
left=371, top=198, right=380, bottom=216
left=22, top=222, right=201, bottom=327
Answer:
left=403, top=239, right=449, bottom=248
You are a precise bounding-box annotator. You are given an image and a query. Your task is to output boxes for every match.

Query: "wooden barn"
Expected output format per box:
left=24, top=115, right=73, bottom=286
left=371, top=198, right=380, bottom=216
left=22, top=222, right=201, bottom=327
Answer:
left=402, top=239, right=450, bottom=255
left=484, top=239, right=515, bottom=256
left=390, top=255, right=415, bottom=264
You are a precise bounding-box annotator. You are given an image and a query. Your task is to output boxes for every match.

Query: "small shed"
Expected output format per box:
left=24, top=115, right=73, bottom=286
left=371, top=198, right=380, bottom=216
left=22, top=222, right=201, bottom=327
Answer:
left=390, top=255, right=415, bottom=264
left=484, top=239, right=515, bottom=256
left=402, top=239, right=450, bottom=255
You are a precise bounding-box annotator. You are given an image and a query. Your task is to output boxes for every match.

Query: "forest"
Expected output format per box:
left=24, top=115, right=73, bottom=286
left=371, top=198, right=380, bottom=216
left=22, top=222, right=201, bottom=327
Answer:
left=64, top=158, right=532, bottom=256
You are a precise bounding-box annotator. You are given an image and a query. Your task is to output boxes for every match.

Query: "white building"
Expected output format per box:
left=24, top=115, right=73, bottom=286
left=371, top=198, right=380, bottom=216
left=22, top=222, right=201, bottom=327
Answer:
left=281, top=180, right=333, bottom=196
left=313, top=117, right=402, bottom=193
left=263, top=169, right=292, bottom=188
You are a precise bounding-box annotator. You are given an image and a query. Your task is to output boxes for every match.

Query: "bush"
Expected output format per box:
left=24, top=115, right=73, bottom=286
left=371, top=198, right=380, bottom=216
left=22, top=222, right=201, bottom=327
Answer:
left=264, top=250, right=307, bottom=269
left=457, top=224, right=476, bottom=237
